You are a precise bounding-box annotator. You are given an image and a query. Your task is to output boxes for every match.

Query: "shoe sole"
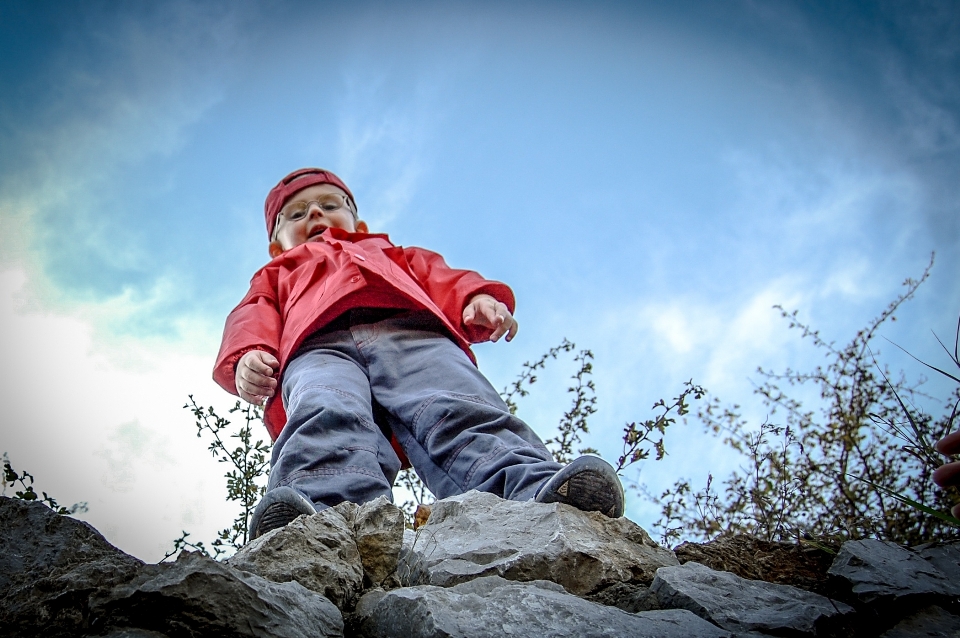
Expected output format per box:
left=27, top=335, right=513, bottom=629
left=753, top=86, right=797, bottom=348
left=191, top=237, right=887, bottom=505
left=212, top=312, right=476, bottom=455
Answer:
left=537, top=456, right=624, bottom=518
left=256, top=502, right=308, bottom=538
left=249, top=486, right=317, bottom=540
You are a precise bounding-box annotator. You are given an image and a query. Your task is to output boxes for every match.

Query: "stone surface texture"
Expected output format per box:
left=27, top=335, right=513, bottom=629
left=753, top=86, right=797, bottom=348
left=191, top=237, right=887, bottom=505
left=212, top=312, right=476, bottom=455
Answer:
left=89, top=550, right=343, bottom=637
left=877, top=605, right=960, bottom=638
left=357, top=575, right=732, bottom=638
left=827, top=538, right=960, bottom=603
left=584, top=581, right=661, bottom=613
left=353, top=496, right=406, bottom=586
left=226, top=506, right=364, bottom=609
left=4, top=490, right=958, bottom=638
left=0, top=497, right=143, bottom=637
left=652, top=561, right=854, bottom=637
left=399, top=490, right=678, bottom=594
left=918, top=540, right=960, bottom=580
left=674, top=533, right=835, bottom=595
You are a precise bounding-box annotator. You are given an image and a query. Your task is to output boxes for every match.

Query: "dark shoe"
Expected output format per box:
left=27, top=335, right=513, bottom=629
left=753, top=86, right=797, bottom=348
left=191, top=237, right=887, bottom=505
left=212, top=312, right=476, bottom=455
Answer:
left=535, top=455, right=624, bottom=518
left=249, top=486, right=317, bottom=540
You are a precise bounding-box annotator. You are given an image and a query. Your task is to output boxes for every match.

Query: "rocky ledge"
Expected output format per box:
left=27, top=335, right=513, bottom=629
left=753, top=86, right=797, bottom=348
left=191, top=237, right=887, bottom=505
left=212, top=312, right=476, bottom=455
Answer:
left=0, top=492, right=957, bottom=637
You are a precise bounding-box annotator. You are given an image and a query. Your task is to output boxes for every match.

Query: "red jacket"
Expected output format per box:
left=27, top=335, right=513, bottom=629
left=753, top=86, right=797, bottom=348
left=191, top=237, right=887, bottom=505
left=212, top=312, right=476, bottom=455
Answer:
left=214, top=227, right=515, bottom=444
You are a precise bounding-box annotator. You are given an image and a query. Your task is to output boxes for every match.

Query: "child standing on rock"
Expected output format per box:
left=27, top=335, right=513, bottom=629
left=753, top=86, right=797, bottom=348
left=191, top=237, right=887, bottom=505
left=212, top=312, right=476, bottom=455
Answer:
left=214, top=168, right=623, bottom=539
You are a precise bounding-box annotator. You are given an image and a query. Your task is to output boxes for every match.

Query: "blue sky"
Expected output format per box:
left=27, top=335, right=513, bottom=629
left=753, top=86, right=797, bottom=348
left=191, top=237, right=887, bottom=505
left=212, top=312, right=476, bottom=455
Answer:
left=1, top=0, right=958, bottom=560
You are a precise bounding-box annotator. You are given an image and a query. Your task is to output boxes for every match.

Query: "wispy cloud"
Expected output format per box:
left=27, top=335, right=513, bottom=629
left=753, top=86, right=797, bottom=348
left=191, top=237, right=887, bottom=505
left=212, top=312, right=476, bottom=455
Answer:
left=331, top=64, right=453, bottom=231
left=0, top=2, right=239, bottom=305
left=95, top=420, right=174, bottom=493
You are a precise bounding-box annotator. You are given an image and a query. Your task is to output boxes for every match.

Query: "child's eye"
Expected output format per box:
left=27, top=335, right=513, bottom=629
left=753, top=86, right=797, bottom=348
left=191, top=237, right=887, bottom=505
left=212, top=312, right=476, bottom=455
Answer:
left=286, top=206, right=308, bottom=220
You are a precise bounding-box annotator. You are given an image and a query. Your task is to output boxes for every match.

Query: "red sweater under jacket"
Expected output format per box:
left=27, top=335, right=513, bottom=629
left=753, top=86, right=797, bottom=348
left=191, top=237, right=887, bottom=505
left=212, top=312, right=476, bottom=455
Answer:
left=213, top=227, right=515, bottom=443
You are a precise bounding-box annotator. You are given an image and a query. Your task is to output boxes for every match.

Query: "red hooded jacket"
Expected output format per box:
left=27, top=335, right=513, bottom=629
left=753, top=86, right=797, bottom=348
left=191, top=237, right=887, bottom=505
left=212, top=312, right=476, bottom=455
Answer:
left=213, top=227, right=515, bottom=446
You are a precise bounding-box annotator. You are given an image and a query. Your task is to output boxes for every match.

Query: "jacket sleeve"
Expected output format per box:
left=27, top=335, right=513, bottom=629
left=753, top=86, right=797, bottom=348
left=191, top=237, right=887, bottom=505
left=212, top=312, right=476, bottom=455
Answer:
left=212, top=268, right=282, bottom=395
left=403, top=246, right=516, bottom=344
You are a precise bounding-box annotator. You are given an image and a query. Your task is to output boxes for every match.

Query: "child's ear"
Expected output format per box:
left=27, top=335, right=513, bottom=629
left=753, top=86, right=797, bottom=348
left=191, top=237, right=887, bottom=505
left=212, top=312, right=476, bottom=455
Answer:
left=268, top=241, right=284, bottom=258
left=355, top=220, right=369, bottom=234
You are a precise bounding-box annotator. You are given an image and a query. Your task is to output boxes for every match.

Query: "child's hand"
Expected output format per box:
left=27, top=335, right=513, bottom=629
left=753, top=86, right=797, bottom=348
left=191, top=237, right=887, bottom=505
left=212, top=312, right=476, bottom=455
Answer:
left=463, top=294, right=518, bottom=343
left=236, top=350, right=280, bottom=405
left=934, top=429, right=960, bottom=518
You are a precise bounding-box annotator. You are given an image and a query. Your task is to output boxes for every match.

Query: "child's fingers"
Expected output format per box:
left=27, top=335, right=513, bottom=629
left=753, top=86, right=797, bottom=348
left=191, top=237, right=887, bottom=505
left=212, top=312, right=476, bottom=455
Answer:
left=505, top=317, right=519, bottom=342
left=236, top=362, right=277, bottom=398
left=464, top=301, right=496, bottom=327
left=251, top=351, right=280, bottom=376
left=489, top=306, right=515, bottom=342
left=491, top=317, right=519, bottom=343
left=240, top=374, right=277, bottom=395
left=933, top=460, right=960, bottom=489
left=935, top=430, right=960, bottom=456
left=238, top=388, right=268, bottom=406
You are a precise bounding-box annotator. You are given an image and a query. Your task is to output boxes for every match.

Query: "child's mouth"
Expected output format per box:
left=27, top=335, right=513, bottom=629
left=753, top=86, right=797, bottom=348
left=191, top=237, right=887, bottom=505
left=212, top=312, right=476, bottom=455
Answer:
left=308, top=226, right=328, bottom=239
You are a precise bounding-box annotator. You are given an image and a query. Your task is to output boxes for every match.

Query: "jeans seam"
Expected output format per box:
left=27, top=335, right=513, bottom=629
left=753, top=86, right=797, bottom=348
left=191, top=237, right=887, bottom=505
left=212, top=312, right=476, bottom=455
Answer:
left=344, top=444, right=380, bottom=454
left=464, top=443, right=508, bottom=485
left=287, top=384, right=379, bottom=434
left=412, top=392, right=499, bottom=430
left=442, top=438, right=474, bottom=475
left=289, top=383, right=358, bottom=405
left=280, top=466, right=385, bottom=486
left=423, top=414, right=450, bottom=448
left=352, top=321, right=380, bottom=356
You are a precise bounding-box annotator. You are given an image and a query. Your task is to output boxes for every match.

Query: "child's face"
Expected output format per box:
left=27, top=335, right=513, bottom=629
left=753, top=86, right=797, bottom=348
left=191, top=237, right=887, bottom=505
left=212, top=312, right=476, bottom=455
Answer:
left=272, top=183, right=367, bottom=253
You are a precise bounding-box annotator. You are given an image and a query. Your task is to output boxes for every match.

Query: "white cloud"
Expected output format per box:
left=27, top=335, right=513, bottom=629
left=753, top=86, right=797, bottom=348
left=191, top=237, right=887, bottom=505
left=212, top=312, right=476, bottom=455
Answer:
left=0, top=267, right=243, bottom=561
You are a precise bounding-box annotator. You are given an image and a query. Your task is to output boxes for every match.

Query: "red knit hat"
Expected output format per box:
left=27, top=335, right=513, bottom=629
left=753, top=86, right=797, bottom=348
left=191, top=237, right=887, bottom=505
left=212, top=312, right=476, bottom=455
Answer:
left=264, top=168, right=357, bottom=240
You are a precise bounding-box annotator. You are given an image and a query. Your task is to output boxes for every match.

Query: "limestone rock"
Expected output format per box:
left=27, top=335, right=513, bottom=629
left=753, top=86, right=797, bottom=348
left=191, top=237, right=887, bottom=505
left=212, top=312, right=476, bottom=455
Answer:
left=400, top=490, right=677, bottom=594
left=89, top=550, right=343, bottom=637
left=14, top=489, right=960, bottom=638
left=356, top=575, right=732, bottom=638
left=0, top=496, right=143, bottom=637
left=227, top=507, right=364, bottom=609
left=652, top=561, right=854, bottom=636
left=674, top=533, right=835, bottom=596
left=332, top=499, right=359, bottom=526
left=391, top=528, right=428, bottom=588
left=878, top=605, right=960, bottom=638
left=93, top=629, right=171, bottom=638
left=94, top=627, right=168, bottom=638
left=584, top=581, right=661, bottom=613
left=827, top=539, right=960, bottom=604
left=354, top=496, right=405, bottom=586
left=918, top=541, right=960, bottom=580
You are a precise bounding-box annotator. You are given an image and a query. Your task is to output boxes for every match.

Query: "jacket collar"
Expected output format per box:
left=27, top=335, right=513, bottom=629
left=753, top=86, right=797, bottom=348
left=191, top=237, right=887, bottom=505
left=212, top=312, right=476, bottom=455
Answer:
left=321, top=227, right=391, bottom=243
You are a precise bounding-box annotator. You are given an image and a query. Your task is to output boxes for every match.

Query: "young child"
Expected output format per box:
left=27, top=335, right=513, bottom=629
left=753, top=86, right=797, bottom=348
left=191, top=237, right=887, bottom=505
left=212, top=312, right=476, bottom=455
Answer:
left=214, top=168, right=623, bottom=539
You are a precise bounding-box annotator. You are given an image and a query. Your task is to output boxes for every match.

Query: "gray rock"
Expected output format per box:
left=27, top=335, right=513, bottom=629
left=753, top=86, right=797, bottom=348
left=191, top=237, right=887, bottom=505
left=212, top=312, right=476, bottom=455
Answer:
left=585, top=581, right=661, bottom=613
left=393, top=528, right=429, bottom=588
left=332, top=499, right=359, bottom=525
left=354, top=496, right=405, bottom=586
left=92, top=629, right=171, bottom=638
left=0, top=497, right=143, bottom=637
left=227, top=506, right=364, bottom=609
left=652, top=561, right=854, bottom=637
left=357, top=575, right=731, bottom=637
left=393, top=527, right=434, bottom=585
left=918, top=541, right=960, bottom=580
left=828, top=539, right=960, bottom=604
left=878, top=605, right=960, bottom=637
left=401, top=490, right=677, bottom=594
left=89, top=550, right=343, bottom=637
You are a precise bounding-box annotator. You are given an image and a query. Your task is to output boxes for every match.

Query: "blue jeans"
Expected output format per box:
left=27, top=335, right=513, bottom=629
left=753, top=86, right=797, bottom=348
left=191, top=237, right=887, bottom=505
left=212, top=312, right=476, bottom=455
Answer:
left=268, top=310, right=561, bottom=509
